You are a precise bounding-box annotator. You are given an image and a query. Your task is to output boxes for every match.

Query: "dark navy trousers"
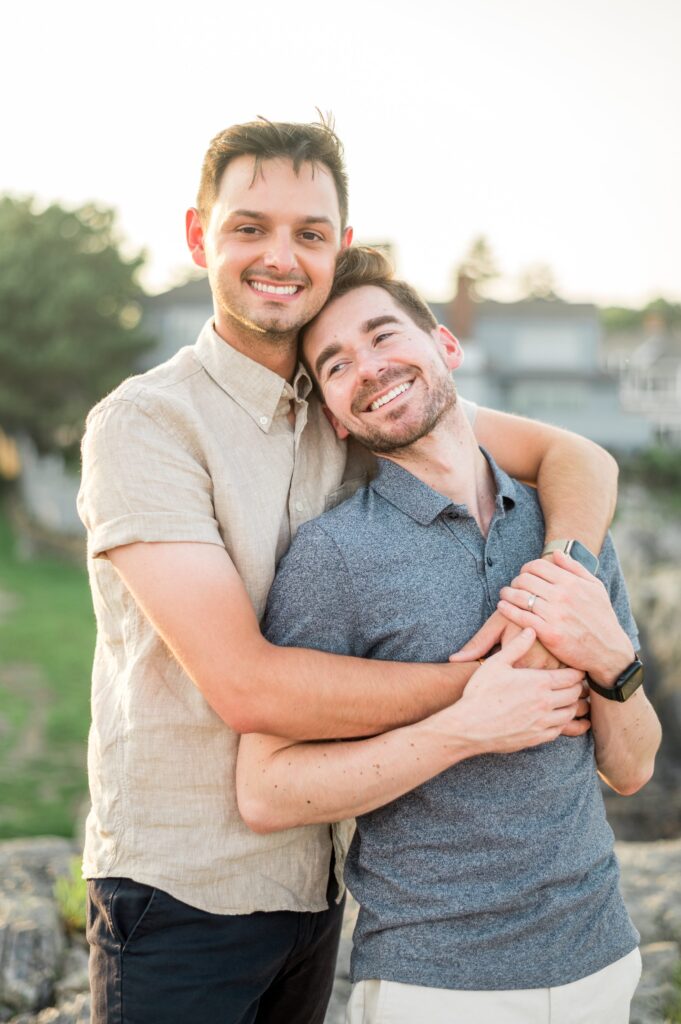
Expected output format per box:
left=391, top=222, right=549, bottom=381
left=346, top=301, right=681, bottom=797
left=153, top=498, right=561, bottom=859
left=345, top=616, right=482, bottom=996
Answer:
left=87, top=873, right=344, bottom=1024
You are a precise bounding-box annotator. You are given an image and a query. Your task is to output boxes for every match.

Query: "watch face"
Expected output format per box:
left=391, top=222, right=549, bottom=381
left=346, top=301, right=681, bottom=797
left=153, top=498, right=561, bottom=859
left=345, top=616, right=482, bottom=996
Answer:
left=618, top=664, right=645, bottom=701
left=588, top=659, right=644, bottom=701
left=567, top=540, right=600, bottom=576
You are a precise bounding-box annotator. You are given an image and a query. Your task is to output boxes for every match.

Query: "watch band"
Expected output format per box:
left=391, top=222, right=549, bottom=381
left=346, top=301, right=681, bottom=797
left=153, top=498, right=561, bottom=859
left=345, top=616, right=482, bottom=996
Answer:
left=542, top=539, right=599, bottom=576
left=587, top=658, right=644, bottom=702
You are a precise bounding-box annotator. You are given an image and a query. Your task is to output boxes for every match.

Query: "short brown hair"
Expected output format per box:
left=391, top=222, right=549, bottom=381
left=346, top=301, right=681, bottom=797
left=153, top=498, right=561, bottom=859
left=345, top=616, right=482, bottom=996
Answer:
left=324, top=246, right=438, bottom=333
left=197, top=115, right=349, bottom=229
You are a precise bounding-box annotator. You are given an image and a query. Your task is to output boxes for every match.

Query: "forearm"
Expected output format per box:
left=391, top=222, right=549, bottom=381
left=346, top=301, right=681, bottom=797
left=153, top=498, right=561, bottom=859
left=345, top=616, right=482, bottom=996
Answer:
left=588, top=650, right=662, bottom=795
left=590, top=687, right=661, bottom=794
left=238, top=631, right=589, bottom=832
left=107, top=540, right=477, bottom=741
left=473, top=407, right=618, bottom=552
left=213, top=637, right=476, bottom=739
left=237, top=717, right=472, bottom=832
left=535, top=436, right=618, bottom=552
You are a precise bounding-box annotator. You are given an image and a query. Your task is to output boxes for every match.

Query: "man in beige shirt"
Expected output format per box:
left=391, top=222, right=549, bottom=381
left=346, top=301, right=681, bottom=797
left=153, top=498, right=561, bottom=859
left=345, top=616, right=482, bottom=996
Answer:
left=78, top=118, right=619, bottom=1024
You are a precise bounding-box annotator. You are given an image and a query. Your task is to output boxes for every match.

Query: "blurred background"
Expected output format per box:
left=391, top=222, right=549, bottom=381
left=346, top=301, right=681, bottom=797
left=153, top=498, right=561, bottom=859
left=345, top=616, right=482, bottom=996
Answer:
left=0, top=0, right=680, bottom=957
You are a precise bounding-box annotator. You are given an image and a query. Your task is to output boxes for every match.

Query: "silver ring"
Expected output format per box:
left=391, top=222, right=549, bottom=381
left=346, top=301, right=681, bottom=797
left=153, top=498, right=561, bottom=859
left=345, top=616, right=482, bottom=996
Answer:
left=527, top=593, right=538, bottom=611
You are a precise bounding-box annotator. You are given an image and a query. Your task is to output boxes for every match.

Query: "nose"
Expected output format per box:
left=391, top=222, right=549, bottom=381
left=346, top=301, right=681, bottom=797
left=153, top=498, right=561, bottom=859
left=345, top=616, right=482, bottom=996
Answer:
left=263, top=231, right=298, bottom=274
left=356, top=347, right=388, bottom=381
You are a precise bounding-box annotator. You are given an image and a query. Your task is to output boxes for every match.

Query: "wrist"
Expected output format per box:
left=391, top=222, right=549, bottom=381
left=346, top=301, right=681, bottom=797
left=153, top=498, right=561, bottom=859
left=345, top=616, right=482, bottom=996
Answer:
left=442, top=660, right=477, bottom=701
left=414, top=707, right=480, bottom=768
left=542, top=539, right=599, bottom=575
left=587, top=639, right=637, bottom=687
left=587, top=655, right=644, bottom=703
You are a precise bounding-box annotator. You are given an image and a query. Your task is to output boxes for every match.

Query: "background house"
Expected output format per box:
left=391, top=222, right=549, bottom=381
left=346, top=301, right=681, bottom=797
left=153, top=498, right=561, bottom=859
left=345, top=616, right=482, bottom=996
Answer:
left=141, top=277, right=213, bottom=366
left=431, top=273, right=655, bottom=450
left=605, top=315, right=681, bottom=446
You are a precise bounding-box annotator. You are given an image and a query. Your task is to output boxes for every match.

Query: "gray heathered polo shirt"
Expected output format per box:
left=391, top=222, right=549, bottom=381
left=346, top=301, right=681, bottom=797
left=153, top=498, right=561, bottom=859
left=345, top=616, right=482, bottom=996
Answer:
left=263, top=452, right=640, bottom=991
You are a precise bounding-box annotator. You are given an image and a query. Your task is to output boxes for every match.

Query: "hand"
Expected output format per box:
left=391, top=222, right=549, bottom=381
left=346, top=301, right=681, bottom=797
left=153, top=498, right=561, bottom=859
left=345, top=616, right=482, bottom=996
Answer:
left=442, top=628, right=589, bottom=756
left=495, top=550, right=635, bottom=684
left=450, top=611, right=561, bottom=670
left=448, top=608, right=506, bottom=662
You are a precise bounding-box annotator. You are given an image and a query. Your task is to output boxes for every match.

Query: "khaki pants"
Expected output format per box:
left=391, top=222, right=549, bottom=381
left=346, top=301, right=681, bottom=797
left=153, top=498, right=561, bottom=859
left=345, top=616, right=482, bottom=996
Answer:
left=346, top=948, right=642, bottom=1024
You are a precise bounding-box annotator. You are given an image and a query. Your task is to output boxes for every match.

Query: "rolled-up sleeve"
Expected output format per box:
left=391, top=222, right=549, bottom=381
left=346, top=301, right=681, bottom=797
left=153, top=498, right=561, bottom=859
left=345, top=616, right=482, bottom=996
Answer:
left=78, top=397, right=224, bottom=558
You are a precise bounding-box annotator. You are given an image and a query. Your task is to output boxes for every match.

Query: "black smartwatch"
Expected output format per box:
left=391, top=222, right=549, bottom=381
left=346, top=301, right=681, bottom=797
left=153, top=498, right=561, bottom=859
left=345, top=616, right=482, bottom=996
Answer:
left=542, top=539, right=599, bottom=576
left=587, top=658, right=644, bottom=702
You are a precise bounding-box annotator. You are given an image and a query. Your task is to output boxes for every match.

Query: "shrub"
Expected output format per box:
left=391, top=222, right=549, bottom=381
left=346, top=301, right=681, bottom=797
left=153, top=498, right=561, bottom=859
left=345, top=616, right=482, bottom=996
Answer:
left=54, top=857, right=87, bottom=933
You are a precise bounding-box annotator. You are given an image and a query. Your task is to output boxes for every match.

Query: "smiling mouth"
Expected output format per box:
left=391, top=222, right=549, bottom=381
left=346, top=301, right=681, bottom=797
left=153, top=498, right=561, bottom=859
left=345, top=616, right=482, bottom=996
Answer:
left=247, top=281, right=303, bottom=298
left=367, top=380, right=414, bottom=412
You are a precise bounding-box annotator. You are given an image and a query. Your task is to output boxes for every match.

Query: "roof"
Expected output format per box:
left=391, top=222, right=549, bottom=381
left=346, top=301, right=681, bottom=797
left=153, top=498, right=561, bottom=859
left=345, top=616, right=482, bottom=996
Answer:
left=144, top=276, right=211, bottom=308
left=476, top=297, right=597, bottom=320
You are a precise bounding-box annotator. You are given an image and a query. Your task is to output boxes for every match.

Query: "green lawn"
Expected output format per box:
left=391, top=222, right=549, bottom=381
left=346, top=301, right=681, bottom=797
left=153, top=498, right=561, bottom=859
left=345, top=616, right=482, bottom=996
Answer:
left=0, top=506, right=94, bottom=838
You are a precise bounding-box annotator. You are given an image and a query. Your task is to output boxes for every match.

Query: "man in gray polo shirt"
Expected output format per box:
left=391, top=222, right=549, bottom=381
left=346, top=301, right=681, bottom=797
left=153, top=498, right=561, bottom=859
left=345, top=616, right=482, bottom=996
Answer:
left=237, top=247, right=662, bottom=1023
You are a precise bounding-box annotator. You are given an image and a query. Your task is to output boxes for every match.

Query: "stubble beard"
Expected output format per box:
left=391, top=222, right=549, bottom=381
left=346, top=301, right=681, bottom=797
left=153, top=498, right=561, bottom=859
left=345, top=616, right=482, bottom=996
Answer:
left=351, top=371, right=458, bottom=455
left=212, top=275, right=319, bottom=349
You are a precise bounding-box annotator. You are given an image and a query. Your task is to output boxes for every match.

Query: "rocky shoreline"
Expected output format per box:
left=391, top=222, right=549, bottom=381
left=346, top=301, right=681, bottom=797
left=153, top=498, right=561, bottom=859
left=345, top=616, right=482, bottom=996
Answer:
left=0, top=836, right=679, bottom=1024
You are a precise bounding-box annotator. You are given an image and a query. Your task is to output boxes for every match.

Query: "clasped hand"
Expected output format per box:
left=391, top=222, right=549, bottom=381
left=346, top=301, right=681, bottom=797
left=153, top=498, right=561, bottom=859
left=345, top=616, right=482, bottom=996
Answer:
left=452, top=549, right=635, bottom=685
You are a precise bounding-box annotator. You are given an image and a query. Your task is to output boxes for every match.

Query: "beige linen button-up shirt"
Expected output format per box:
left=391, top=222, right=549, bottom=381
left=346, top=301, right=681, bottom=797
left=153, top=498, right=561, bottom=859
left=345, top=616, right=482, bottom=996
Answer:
left=78, top=318, right=475, bottom=916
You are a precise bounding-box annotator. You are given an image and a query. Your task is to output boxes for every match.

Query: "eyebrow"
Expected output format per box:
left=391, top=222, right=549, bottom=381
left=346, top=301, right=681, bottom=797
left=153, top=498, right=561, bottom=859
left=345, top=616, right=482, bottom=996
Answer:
left=313, top=316, right=402, bottom=379
left=229, top=210, right=335, bottom=228
left=230, top=209, right=266, bottom=219
left=362, top=315, right=401, bottom=332
left=314, top=342, right=343, bottom=380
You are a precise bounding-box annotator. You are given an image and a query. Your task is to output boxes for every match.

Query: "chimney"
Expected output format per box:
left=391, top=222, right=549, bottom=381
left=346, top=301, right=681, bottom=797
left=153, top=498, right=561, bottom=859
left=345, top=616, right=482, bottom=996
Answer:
left=448, top=272, right=475, bottom=340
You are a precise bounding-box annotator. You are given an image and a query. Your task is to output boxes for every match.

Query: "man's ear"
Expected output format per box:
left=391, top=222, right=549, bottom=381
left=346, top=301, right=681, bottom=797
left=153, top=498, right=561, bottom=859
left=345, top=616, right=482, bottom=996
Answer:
left=322, top=404, right=350, bottom=440
left=340, top=226, right=353, bottom=250
left=186, top=208, right=208, bottom=269
left=436, top=325, right=464, bottom=370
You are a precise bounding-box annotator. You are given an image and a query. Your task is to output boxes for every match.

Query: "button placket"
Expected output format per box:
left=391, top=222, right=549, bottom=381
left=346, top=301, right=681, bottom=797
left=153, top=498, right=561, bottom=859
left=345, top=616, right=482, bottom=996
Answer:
left=289, top=409, right=311, bottom=533
left=483, top=519, right=509, bottom=604
left=441, top=511, right=487, bottom=578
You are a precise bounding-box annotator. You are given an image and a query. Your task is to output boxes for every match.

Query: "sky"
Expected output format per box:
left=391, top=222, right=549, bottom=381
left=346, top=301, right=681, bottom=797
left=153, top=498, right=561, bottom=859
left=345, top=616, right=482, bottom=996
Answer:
left=3, top=0, right=680, bottom=307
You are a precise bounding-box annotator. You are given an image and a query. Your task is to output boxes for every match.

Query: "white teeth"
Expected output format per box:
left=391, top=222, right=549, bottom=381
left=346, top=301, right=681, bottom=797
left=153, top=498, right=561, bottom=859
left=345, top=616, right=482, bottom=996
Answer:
left=249, top=281, right=299, bottom=295
left=369, top=381, right=412, bottom=412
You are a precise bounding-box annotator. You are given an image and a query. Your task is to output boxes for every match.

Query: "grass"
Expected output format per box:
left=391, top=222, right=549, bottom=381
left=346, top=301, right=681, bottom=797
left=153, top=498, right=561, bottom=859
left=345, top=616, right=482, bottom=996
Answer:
left=667, top=963, right=681, bottom=1024
left=0, top=503, right=94, bottom=838
left=54, top=856, right=88, bottom=933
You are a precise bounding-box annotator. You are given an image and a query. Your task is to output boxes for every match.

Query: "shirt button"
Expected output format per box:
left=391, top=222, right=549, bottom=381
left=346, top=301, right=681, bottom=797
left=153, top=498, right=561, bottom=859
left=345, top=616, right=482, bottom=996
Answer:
left=259, top=415, right=268, bottom=426
left=486, top=556, right=494, bottom=566
left=295, top=501, right=305, bottom=512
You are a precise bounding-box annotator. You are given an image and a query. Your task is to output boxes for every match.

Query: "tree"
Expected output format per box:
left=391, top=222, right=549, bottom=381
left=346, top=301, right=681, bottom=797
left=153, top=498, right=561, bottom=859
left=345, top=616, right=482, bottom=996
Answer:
left=0, top=196, right=155, bottom=457
left=518, top=262, right=557, bottom=299
left=456, top=235, right=499, bottom=297
left=601, top=297, right=681, bottom=334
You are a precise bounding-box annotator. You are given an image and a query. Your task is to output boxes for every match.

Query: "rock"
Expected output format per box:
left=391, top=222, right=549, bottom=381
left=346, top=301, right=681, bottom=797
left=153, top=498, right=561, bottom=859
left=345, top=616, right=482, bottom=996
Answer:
left=53, top=947, right=88, bottom=1003
left=616, top=839, right=681, bottom=946
left=615, top=840, right=681, bottom=1021
left=0, top=839, right=75, bottom=1018
left=8, top=992, right=90, bottom=1024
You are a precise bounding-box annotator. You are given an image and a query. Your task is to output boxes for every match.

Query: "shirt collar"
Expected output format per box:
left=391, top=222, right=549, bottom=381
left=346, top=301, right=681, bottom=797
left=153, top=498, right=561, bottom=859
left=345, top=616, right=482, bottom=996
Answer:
left=193, top=319, right=313, bottom=432
left=370, top=448, right=518, bottom=525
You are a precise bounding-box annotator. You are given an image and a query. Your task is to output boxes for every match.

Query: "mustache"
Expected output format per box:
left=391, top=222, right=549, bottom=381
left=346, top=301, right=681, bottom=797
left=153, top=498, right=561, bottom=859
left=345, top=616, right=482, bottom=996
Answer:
left=351, top=368, right=417, bottom=415
left=243, top=271, right=309, bottom=287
